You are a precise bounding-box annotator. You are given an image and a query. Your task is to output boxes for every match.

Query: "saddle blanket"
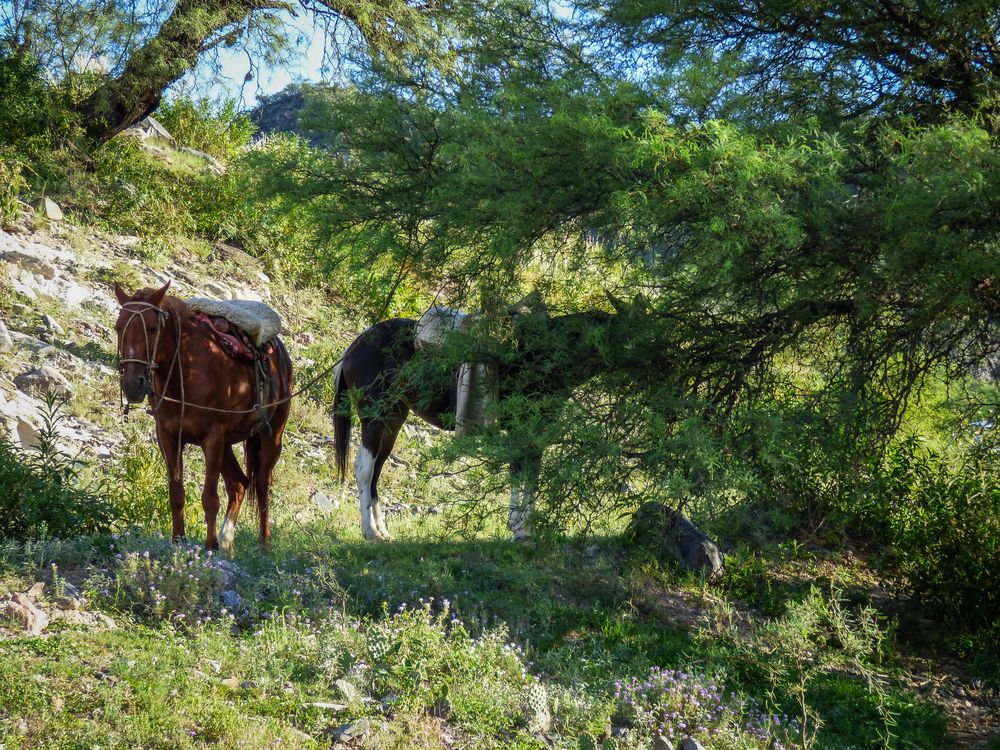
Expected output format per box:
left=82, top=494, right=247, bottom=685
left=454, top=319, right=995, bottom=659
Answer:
left=187, top=298, right=282, bottom=347
left=414, top=306, right=496, bottom=437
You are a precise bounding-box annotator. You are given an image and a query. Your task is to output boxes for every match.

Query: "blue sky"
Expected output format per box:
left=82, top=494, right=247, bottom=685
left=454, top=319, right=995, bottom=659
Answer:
left=183, top=13, right=331, bottom=108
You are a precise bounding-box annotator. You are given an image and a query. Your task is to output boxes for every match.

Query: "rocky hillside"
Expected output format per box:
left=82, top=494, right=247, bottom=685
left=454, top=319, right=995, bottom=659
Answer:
left=0, top=209, right=344, bottom=473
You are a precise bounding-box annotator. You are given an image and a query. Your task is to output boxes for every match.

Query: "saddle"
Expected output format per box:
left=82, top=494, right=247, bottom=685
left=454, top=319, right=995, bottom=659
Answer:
left=414, top=306, right=497, bottom=438
left=187, top=297, right=283, bottom=435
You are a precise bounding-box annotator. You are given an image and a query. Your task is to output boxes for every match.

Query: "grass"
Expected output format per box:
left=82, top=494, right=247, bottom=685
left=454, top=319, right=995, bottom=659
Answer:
left=0, top=511, right=954, bottom=749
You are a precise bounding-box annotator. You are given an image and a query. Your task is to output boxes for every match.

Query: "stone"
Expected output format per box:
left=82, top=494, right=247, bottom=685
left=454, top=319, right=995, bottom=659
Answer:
left=0, top=592, right=49, bottom=634
left=653, top=736, right=676, bottom=750
left=180, top=146, right=225, bottom=174
left=15, top=418, right=40, bottom=449
left=334, top=678, right=361, bottom=703
left=33, top=197, right=64, bottom=222
left=327, top=719, right=370, bottom=743
left=240, top=680, right=258, bottom=689
left=626, top=503, right=724, bottom=581
left=14, top=365, right=74, bottom=399
left=310, top=701, right=347, bottom=710
left=1, top=247, right=58, bottom=279
left=0, top=319, right=13, bottom=351
left=219, top=588, right=243, bottom=611
left=311, top=489, right=338, bottom=513
left=42, top=314, right=64, bottom=336
left=204, top=281, right=230, bottom=299
left=680, top=739, right=705, bottom=750
left=127, top=115, right=176, bottom=146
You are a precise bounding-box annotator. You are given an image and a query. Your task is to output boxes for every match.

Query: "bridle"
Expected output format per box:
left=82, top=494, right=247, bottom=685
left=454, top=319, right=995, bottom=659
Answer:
left=116, top=300, right=181, bottom=420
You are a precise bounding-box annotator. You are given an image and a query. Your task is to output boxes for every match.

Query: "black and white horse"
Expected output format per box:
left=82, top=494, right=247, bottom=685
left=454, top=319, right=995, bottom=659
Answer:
left=332, top=310, right=624, bottom=540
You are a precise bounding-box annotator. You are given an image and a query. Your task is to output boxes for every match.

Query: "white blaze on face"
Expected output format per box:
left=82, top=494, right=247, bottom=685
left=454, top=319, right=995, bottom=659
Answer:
left=355, top=446, right=377, bottom=539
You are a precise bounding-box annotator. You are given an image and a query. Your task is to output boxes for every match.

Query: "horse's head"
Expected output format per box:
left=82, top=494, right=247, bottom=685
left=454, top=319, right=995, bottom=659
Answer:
left=114, top=281, right=171, bottom=404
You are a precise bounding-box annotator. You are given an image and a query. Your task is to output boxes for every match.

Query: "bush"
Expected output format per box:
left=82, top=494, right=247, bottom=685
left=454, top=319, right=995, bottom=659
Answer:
left=885, top=444, right=1000, bottom=626
left=90, top=535, right=228, bottom=628
left=155, top=96, right=256, bottom=161
left=0, top=399, right=116, bottom=539
left=0, top=150, right=28, bottom=226
left=614, top=668, right=796, bottom=749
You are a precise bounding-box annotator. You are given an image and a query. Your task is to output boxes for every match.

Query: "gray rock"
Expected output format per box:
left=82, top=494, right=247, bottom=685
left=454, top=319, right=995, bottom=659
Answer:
left=33, top=197, right=64, bottom=222
left=15, top=418, right=40, bottom=449
left=681, top=739, right=705, bottom=750
left=127, top=115, right=176, bottom=146
left=1, top=247, right=58, bottom=278
left=626, top=503, right=724, bottom=581
left=54, top=595, right=82, bottom=611
left=42, top=314, right=64, bottom=336
left=0, top=592, right=49, bottom=634
left=334, top=677, right=361, bottom=703
left=653, top=736, right=676, bottom=750
left=0, top=319, right=12, bottom=351
left=219, top=588, right=243, bottom=611
left=327, top=718, right=370, bottom=743
left=14, top=365, right=74, bottom=399
left=311, top=489, right=338, bottom=513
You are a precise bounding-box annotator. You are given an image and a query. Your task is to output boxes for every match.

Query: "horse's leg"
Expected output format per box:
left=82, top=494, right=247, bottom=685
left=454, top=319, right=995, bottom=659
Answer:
left=508, top=447, right=541, bottom=541
left=200, top=434, right=225, bottom=551
left=218, top=443, right=248, bottom=557
left=253, top=432, right=283, bottom=550
left=157, top=425, right=186, bottom=540
left=355, top=418, right=382, bottom=541
left=370, top=407, right=408, bottom=541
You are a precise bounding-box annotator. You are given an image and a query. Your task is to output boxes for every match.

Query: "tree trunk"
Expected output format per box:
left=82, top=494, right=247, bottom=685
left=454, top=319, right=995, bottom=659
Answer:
left=76, top=0, right=276, bottom=142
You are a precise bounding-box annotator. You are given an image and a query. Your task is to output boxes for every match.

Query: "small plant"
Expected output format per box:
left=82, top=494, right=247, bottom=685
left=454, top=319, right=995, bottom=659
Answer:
left=0, top=150, right=28, bottom=226
left=0, top=394, right=116, bottom=539
left=92, top=534, right=229, bottom=628
left=614, top=667, right=795, bottom=749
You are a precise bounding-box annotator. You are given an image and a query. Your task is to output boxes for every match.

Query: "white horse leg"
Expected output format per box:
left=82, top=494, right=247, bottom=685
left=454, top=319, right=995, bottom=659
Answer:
left=371, top=496, right=393, bottom=540
left=355, top=447, right=378, bottom=540
left=508, top=485, right=534, bottom=541
left=218, top=515, right=236, bottom=557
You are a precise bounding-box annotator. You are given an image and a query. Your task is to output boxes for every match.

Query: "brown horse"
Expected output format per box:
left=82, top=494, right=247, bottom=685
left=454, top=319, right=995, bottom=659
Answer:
left=113, top=281, right=293, bottom=555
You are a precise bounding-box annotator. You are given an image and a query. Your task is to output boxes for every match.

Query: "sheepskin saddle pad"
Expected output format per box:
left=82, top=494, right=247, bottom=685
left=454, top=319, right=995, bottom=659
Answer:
left=414, top=306, right=475, bottom=350
left=187, top=298, right=282, bottom=361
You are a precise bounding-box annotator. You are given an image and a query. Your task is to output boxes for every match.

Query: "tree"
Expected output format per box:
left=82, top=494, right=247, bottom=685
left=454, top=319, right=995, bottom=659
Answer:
left=242, top=1, right=999, bottom=527
left=0, top=0, right=432, bottom=142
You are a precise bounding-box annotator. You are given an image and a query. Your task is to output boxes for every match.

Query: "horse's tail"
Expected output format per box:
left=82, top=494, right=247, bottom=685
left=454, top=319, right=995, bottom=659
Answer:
left=332, top=361, right=351, bottom=482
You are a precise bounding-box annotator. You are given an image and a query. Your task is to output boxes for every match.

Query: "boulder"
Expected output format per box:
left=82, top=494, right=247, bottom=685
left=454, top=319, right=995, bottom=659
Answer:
left=14, top=365, right=74, bottom=399
left=0, top=319, right=12, bottom=351
left=0, top=592, right=49, bottom=634
left=33, top=197, right=64, bottom=222
left=653, top=737, right=676, bottom=750
left=126, top=115, right=176, bottom=146
left=626, top=502, right=724, bottom=581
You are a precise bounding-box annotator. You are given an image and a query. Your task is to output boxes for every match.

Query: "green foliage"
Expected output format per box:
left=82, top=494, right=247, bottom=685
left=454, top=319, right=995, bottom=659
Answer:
left=0, top=51, right=64, bottom=143
left=0, top=398, right=115, bottom=539
left=155, top=96, right=256, bottom=161
left=883, top=444, right=1000, bottom=627
left=0, top=149, right=28, bottom=225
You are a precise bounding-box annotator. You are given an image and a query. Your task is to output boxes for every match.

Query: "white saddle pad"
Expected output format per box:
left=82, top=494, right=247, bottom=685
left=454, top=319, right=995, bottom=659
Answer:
left=414, top=306, right=474, bottom=349
left=187, top=297, right=282, bottom=347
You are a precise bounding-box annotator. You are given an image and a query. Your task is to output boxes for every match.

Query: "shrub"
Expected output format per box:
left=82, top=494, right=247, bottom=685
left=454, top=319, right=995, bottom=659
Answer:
left=884, top=444, right=1000, bottom=626
left=155, top=96, right=256, bottom=161
left=319, top=599, right=541, bottom=737
left=614, top=668, right=795, bottom=749
left=90, top=534, right=229, bottom=628
left=0, top=150, right=28, bottom=226
left=0, top=399, right=116, bottom=539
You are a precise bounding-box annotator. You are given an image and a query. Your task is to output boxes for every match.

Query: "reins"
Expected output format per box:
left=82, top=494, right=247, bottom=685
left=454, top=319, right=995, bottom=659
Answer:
left=117, top=299, right=345, bottom=418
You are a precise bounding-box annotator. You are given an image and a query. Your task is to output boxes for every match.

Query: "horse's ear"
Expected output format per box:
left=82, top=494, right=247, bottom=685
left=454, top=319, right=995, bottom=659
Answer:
left=148, top=280, right=171, bottom=306
left=113, top=282, right=131, bottom=306
left=605, top=290, right=628, bottom=316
